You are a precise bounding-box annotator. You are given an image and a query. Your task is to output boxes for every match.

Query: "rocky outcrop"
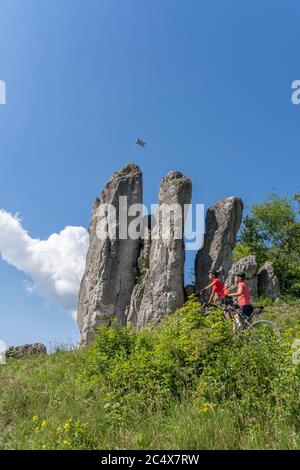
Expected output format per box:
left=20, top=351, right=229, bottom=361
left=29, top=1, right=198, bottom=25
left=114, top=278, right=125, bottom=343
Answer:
left=258, top=261, right=281, bottom=300
left=76, top=161, right=282, bottom=344
left=137, top=215, right=152, bottom=272
left=226, top=255, right=258, bottom=298
left=225, top=257, right=281, bottom=300
left=6, top=343, right=47, bottom=359
left=77, top=164, right=143, bottom=345
left=125, top=283, right=145, bottom=326
left=126, top=171, right=192, bottom=329
left=195, top=197, right=243, bottom=291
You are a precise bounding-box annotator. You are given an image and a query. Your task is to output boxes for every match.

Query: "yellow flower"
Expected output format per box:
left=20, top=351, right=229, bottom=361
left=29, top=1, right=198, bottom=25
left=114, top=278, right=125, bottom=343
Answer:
left=32, top=416, right=39, bottom=423
left=64, top=422, right=71, bottom=431
left=41, top=420, right=47, bottom=428
left=199, top=404, right=209, bottom=413
left=63, top=440, right=70, bottom=446
left=56, top=426, right=62, bottom=434
left=42, top=444, right=47, bottom=450
left=34, top=427, right=40, bottom=433
left=199, top=402, right=216, bottom=414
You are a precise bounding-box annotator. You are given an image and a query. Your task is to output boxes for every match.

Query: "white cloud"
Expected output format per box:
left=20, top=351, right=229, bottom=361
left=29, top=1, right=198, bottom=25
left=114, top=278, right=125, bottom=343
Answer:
left=0, top=210, right=89, bottom=318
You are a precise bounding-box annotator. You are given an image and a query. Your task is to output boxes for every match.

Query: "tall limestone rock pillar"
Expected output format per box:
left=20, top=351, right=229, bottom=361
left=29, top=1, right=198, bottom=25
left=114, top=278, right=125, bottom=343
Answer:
left=77, top=164, right=143, bottom=345
left=195, top=196, right=243, bottom=291
left=126, top=171, right=192, bottom=329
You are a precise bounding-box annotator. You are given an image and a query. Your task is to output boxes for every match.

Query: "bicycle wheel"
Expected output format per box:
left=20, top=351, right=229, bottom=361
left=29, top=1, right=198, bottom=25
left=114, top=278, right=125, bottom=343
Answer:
left=250, top=320, right=281, bottom=339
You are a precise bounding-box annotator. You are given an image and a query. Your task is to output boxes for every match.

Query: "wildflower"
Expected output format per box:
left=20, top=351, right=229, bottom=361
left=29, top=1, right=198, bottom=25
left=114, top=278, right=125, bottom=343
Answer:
left=56, top=426, right=62, bottom=434
left=34, top=427, right=40, bottom=434
left=199, top=402, right=216, bottom=414
left=286, top=328, right=295, bottom=335
left=32, top=416, right=39, bottom=423
left=41, top=420, right=47, bottom=428
left=199, top=404, right=209, bottom=413
left=64, top=421, right=71, bottom=431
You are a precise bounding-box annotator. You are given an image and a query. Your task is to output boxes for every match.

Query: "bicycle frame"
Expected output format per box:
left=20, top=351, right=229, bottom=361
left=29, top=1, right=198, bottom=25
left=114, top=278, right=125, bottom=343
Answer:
left=199, top=295, right=277, bottom=335
left=200, top=297, right=255, bottom=328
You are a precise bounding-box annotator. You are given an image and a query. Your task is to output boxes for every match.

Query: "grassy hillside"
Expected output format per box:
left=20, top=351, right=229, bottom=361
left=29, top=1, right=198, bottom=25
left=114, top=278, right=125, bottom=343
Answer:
left=0, top=298, right=299, bottom=450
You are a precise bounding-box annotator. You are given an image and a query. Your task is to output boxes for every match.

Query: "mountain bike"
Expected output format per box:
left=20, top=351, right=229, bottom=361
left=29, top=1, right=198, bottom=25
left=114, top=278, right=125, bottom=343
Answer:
left=198, top=294, right=280, bottom=337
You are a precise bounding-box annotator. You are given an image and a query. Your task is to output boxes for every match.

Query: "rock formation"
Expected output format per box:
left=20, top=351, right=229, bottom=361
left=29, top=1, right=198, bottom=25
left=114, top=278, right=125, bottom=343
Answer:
left=6, top=343, right=47, bottom=359
left=126, top=171, right=192, bottom=329
left=125, top=283, right=145, bottom=327
left=77, top=164, right=280, bottom=343
left=77, top=163, right=143, bottom=345
left=137, top=215, right=152, bottom=272
left=226, top=255, right=258, bottom=298
left=258, top=261, right=281, bottom=300
left=195, top=196, right=243, bottom=291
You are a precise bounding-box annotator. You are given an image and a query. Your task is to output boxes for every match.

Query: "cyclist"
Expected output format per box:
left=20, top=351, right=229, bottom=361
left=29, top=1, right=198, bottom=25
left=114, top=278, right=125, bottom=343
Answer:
left=200, top=270, right=228, bottom=304
left=226, top=271, right=254, bottom=319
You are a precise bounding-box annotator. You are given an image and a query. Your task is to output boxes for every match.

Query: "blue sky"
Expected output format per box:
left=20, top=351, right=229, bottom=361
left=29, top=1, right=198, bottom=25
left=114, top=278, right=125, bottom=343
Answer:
left=0, top=0, right=299, bottom=349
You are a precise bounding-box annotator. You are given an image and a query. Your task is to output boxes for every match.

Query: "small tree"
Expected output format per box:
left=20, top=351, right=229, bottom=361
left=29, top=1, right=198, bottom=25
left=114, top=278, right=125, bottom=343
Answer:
left=234, top=192, right=300, bottom=295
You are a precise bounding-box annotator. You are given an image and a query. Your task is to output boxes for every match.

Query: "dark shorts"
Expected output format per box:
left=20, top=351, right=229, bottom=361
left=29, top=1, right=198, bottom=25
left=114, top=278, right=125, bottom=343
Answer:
left=221, top=296, right=233, bottom=306
left=239, top=305, right=254, bottom=318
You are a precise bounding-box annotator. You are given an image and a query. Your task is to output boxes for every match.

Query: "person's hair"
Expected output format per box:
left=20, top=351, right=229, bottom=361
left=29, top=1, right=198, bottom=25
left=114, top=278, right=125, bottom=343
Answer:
left=209, top=270, right=219, bottom=278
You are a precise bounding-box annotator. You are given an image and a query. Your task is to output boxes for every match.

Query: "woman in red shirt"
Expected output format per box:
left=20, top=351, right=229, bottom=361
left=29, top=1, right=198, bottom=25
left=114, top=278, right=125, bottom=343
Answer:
left=200, top=271, right=227, bottom=304
left=227, top=272, right=253, bottom=317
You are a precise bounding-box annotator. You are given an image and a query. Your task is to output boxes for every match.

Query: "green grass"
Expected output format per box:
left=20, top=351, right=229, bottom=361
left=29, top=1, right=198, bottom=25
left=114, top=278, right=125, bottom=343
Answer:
left=0, top=299, right=299, bottom=450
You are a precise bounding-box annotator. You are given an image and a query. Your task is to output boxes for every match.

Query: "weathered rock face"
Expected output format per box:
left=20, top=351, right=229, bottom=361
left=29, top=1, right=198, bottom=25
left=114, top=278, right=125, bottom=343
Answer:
left=225, top=258, right=281, bottom=300
left=77, top=164, right=143, bottom=345
left=226, top=255, right=258, bottom=298
left=195, top=197, right=243, bottom=291
left=125, top=282, right=145, bottom=326
left=126, top=171, right=192, bottom=329
left=6, top=343, right=47, bottom=359
left=137, top=215, right=152, bottom=272
left=258, top=261, right=281, bottom=300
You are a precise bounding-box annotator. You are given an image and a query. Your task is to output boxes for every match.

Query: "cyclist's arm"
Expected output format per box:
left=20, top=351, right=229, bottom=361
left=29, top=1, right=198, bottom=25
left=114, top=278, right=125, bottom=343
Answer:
left=227, top=285, right=243, bottom=298
left=200, top=281, right=214, bottom=292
